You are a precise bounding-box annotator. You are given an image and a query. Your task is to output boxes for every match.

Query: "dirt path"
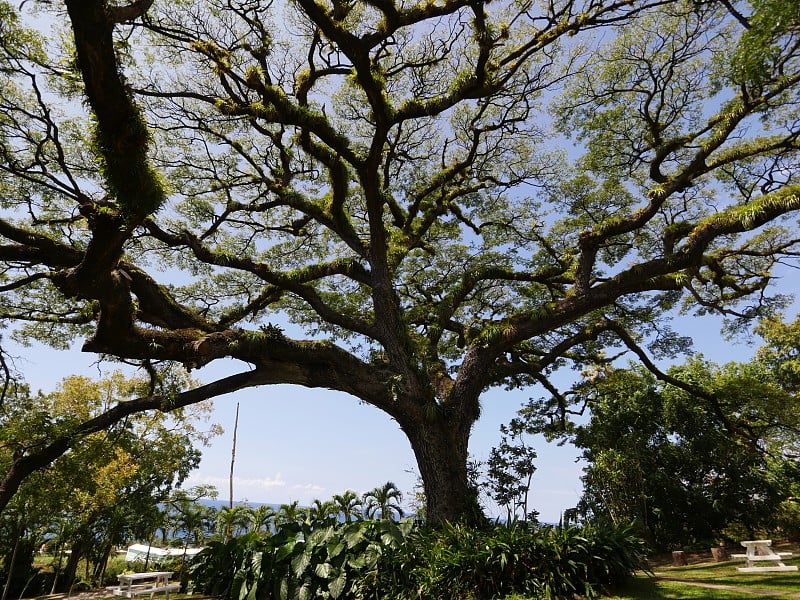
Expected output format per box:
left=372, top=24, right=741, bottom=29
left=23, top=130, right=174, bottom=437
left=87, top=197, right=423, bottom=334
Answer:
left=38, top=592, right=115, bottom=600
left=38, top=592, right=209, bottom=600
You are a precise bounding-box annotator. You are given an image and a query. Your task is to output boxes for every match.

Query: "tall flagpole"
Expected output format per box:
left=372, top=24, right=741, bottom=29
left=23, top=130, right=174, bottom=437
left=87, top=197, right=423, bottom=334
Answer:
left=229, top=402, right=240, bottom=509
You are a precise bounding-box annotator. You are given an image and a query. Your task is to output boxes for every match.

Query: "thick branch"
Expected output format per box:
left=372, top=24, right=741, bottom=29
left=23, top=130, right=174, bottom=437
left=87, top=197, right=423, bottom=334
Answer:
left=107, top=0, right=155, bottom=23
left=64, top=0, right=165, bottom=220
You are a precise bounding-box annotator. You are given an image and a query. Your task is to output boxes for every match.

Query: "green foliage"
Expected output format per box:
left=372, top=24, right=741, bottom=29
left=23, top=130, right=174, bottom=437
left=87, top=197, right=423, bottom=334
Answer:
left=190, top=517, right=647, bottom=600
left=0, top=371, right=219, bottom=594
left=188, top=533, right=261, bottom=598
left=190, top=518, right=412, bottom=600
left=375, top=521, right=648, bottom=600
left=548, top=346, right=800, bottom=550
left=732, top=0, right=800, bottom=87
left=484, top=422, right=538, bottom=523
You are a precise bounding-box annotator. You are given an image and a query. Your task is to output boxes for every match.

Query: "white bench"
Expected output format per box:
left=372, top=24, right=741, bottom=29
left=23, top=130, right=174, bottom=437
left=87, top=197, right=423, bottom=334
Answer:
left=109, top=583, right=181, bottom=599
left=732, top=540, right=797, bottom=573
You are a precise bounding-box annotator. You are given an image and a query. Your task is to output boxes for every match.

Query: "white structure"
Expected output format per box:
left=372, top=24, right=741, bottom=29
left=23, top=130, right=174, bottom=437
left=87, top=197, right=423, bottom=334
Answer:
left=732, top=540, right=797, bottom=573
left=124, top=544, right=203, bottom=564
left=111, top=571, right=180, bottom=600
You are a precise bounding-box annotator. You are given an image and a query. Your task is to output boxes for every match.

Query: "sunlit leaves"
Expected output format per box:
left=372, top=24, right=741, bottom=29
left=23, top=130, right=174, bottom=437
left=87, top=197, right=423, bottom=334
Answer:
left=732, top=0, right=800, bottom=88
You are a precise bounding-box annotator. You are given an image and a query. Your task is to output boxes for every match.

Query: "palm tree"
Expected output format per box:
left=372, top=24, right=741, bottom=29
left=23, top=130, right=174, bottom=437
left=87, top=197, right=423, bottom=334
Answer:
left=308, top=499, right=337, bottom=524
left=363, top=482, right=404, bottom=521
left=174, top=505, right=203, bottom=547
left=275, top=501, right=307, bottom=527
left=216, top=505, right=251, bottom=541
left=332, top=490, right=363, bottom=523
left=249, top=504, right=276, bottom=536
left=172, top=503, right=213, bottom=576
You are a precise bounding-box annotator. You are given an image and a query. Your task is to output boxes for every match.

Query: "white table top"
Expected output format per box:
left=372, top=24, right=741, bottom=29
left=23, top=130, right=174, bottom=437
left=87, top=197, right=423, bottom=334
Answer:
left=740, top=540, right=771, bottom=546
left=118, top=572, right=173, bottom=582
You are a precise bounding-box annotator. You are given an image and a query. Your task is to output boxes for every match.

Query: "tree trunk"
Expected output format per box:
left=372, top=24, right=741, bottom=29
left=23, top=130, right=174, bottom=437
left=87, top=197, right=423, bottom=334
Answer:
left=711, top=546, right=729, bottom=562
left=62, top=540, right=84, bottom=592
left=403, top=413, right=481, bottom=524
left=1, top=523, right=23, bottom=600
left=49, top=542, right=62, bottom=595
left=229, top=402, right=239, bottom=510
left=96, top=542, right=113, bottom=586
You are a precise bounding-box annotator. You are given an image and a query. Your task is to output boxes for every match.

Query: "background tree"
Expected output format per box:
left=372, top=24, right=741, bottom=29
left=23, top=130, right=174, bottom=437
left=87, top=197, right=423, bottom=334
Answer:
left=484, top=421, right=538, bottom=524
left=163, top=485, right=219, bottom=574
left=0, top=0, right=799, bottom=523
left=543, top=351, right=800, bottom=550
left=275, top=501, right=307, bottom=527
left=248, top=503, right=277, bottom=536
left=0, top=372, right=217, bottom=593
left=332, top=490, right=363, bottom=523
left=216, top=505, right=252, bottom=542
left=307, top=498, right=338, bottom=524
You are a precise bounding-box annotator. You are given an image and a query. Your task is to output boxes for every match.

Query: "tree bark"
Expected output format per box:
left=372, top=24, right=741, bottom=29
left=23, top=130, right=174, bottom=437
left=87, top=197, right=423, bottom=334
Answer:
left=711, top=546, right=729, bottom=562
left=1, top=523, right=23, bottom=600
left=62, top=539, right=84, bottom=592
left=401, top=411, right=481, bottom=524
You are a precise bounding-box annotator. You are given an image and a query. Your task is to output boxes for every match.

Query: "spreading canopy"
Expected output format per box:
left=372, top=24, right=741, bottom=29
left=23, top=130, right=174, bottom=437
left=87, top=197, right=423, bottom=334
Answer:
left=0, top=0, right=799, bottom=522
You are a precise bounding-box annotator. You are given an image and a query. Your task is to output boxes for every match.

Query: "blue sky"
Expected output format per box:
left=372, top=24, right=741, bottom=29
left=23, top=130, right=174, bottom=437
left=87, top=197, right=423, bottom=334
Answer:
left=12, top=298, right=788, bottom=523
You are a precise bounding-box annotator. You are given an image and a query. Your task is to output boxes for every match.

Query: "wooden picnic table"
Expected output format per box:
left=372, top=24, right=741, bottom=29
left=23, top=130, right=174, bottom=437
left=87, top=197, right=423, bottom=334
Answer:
left=112, top=571, right=180, bottom=599
left=732, top=540, right=797, bottom=573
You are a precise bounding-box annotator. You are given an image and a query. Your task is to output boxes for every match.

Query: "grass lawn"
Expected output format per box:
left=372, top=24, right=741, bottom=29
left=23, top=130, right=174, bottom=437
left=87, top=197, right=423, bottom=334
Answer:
left=606, top=577, right=795, bottom=599
left=604, top=545, right=800, bottom=600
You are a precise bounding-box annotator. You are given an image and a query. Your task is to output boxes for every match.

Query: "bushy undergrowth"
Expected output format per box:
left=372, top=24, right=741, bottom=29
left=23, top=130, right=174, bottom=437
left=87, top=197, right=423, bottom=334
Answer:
left=189, top=519, right=648, bottom=600
left=374, top=521, right=649, bottom=600
left=190, top=519, right=411, bottom=600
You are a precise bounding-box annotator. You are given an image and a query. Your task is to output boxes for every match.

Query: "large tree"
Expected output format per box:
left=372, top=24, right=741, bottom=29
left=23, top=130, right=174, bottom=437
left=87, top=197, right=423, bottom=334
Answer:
left=0, top=0, right=799, bottom=523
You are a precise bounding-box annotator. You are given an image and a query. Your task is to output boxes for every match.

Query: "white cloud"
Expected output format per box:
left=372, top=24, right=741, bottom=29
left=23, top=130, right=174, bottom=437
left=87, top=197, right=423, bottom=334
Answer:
left=183, top=472, right=339, bottom=505
left=185, top=472, right=287, bottom=492
left=291, top=483, right=326, bottom=493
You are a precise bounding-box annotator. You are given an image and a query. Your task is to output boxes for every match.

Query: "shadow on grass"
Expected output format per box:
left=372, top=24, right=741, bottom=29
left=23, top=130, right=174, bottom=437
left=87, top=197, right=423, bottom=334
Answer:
left=607, top=576, right=798, bottom=600
left=655, top=558, right=800, bottom=591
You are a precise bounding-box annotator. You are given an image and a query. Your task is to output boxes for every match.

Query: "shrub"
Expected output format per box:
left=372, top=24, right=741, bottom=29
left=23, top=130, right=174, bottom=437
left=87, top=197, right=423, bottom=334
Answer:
left=189, top=519, right=412, bottom=600
left=100, top=555, right=130, bottom=586
left=188, top=532, right=263, bottom=598
left=373, top=521, right=649, bottom=600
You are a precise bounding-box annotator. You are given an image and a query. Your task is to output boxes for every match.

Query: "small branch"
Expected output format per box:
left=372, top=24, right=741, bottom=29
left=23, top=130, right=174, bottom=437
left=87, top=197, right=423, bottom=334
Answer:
left=604, top=319, right=742, bottom=437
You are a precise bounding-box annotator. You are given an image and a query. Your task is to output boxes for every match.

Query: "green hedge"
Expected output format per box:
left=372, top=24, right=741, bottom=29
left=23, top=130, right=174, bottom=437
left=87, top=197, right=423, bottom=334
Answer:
left=190, top=520, right=411, bottom=600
